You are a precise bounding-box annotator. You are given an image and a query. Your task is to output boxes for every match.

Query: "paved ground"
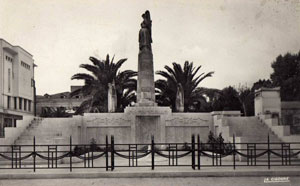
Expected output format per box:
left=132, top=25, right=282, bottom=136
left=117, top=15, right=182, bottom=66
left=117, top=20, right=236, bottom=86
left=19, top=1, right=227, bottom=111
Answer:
left=0, top=166, right=299, bottom=186
left=0, top=177, right=298, bottom=186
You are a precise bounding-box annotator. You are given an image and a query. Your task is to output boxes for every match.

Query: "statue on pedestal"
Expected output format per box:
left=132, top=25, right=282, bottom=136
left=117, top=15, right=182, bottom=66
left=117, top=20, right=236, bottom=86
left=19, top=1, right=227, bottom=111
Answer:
left=136, top=10, right=156, bottom=106
left=139, top=10, right=152, bottom=52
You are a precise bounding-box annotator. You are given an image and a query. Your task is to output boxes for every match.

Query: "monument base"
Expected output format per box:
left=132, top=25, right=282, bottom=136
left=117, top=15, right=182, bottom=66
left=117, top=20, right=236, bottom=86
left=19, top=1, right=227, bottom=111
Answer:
left=124, top=106, right=172, bottom=143
left=135, top=99, right=157, bottom=107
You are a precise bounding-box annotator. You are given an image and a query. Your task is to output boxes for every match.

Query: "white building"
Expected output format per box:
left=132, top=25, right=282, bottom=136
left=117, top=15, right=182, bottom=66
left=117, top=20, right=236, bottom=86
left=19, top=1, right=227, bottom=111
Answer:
left=0, top=39, right=36, bottom=137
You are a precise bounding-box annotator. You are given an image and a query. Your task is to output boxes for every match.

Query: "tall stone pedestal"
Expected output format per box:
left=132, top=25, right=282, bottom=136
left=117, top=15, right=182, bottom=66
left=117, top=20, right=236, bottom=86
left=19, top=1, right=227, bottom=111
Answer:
left=136, top=50, right=157, bottom=107
left=124, top=106, right=171, bottom=143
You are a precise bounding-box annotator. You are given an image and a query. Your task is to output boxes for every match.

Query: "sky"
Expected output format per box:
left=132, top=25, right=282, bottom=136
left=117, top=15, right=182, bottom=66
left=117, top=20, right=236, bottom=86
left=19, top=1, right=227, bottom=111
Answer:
left=1, top=0, right=300, bottom=95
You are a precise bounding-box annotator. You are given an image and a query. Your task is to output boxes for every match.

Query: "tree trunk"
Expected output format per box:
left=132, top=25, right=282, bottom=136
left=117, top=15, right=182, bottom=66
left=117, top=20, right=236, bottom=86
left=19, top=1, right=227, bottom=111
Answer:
left=242, top=103, right=247, bottom=116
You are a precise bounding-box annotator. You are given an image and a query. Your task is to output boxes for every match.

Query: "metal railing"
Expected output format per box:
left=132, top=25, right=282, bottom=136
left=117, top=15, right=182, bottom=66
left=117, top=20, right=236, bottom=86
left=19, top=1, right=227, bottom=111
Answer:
left=0, top=135, right=300, bottom=172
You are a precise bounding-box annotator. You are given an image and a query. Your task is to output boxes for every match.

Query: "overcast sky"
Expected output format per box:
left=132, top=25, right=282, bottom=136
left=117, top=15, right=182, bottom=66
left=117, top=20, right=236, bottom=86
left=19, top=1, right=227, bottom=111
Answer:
left=1, top=0, right=300, bottom=95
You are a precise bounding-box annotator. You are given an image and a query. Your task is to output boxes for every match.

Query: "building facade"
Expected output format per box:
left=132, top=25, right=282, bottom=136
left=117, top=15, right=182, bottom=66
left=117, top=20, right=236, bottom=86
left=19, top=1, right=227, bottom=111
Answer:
left=0, top=39, right=35, bottom=137
left=36, top=86, right=87, bottom=116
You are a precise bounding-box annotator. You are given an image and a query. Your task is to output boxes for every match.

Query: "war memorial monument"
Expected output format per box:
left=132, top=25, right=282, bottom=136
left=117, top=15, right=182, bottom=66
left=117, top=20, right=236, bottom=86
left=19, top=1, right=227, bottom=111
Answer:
left=66, top=10, right=212, bottom=145
left=3, top=11, right=298, bottom=148
left=0, top=11, right=300, bottom=181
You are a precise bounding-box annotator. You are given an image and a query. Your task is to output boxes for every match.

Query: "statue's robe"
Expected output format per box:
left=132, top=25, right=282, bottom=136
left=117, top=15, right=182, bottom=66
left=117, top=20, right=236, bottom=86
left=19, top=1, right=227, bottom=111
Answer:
left=139, top=27, right=152, bottom=51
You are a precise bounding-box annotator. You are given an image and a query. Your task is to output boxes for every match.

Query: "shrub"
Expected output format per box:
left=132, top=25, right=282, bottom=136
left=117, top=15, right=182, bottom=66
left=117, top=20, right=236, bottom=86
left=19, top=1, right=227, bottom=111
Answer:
left=72, top=138, right=102, bottom=155
left=200, top=131, right=233, bottom=155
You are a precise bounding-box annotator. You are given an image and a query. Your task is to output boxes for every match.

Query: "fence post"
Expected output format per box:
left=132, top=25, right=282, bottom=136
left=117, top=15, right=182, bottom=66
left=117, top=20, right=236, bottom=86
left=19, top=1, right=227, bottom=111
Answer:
left=111, top=135, right=114, bottom=171
left=233, top=134, right=236, bottom=170
left=191, top=134, right=195, bottom=170
left=288, top=144, right=291, bottom=165
left=197, top=135, right=200, bottom=170
left=267, top=134, right=270, bottom=170
left=33, top=136, right=36, bottom=172
left=11, top=145, right=13, bottom=169
left=219, top=136, right=222, bottom=166
left=151, top=135, right=155, bottom=170
left=19, top=146, right=21, bottom=168
left=70, top=136, right=72, bottom=172
left=105, top=135, right=108, bottom=171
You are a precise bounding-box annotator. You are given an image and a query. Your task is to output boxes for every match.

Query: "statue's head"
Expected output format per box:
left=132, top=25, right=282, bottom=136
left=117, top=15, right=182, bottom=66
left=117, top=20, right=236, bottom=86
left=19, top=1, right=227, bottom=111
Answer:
left=142, top=10, right=150, bottom=19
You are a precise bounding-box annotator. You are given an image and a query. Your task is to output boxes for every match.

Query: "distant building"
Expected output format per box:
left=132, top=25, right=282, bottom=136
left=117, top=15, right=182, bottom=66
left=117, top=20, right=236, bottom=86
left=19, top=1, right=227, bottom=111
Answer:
left=36, top=86, right=88, bottom=116
left=0, top=39, right=36, bottom=137
left=255, top=87, right=300, bottom=134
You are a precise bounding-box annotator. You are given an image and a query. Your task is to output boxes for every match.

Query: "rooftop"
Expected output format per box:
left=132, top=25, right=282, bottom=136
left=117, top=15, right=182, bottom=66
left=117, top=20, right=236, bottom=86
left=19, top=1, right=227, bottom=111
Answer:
left=0, top=38, right=33, bottom=57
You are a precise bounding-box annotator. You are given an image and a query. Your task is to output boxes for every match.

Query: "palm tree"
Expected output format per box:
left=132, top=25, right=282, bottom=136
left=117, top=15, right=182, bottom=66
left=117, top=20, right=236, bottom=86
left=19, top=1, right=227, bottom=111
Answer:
left=71, top=55, right=137, bottom=113
left=155, top=61, right=214, bottom=112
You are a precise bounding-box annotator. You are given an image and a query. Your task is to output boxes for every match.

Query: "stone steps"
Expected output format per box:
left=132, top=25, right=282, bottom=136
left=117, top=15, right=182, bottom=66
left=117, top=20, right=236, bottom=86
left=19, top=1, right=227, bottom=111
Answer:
left=226, top=117, right=282, bottom=142
left=8, top=118, right=70, bottom=165
left=224, top=117, right=289, bottom=161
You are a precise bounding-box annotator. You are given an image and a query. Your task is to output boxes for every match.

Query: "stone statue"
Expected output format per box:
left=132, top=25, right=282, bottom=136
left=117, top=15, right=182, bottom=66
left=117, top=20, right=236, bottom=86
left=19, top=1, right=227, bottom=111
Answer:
left=139, top=10, right=152, bottom=51
left=176, top=83, right=184, bottom=112
left=108, top=80, right=117, bottom=112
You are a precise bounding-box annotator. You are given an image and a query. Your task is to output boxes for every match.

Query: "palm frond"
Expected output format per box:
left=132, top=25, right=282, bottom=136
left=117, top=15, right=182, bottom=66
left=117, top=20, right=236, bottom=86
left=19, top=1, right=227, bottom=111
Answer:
left=155, top=61, right=213, bottom=112
left=71, top=54, right=137, bottom=113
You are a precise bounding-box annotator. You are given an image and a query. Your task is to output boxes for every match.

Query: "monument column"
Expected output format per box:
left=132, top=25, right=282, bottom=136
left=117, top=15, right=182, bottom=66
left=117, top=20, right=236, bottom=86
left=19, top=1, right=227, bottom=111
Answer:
left=125, top=10, right=171, bottom=144
left=136, top=10, right=157, bottom=106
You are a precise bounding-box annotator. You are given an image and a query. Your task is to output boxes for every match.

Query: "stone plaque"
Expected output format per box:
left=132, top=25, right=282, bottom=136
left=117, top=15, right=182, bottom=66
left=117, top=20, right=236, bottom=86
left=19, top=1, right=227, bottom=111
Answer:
left=136, top=116, right=159, bottom=144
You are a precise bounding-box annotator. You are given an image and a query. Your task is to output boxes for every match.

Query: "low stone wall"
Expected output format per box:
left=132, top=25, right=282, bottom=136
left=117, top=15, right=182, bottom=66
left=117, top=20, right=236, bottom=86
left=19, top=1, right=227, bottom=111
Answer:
left=37, top=112, right=214, bottom=144
left=166, top=113, right=212, bottom=143
left=41, top=117, right=81, bottom=144
left=83, top=113, right=131, bottom=144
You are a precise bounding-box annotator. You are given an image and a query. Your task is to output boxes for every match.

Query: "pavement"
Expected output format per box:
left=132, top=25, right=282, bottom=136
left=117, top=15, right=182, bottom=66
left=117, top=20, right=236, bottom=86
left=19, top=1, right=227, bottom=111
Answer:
left=0, top=176, right=298, bottom=186
left=0, top=165, right=300, bottom=179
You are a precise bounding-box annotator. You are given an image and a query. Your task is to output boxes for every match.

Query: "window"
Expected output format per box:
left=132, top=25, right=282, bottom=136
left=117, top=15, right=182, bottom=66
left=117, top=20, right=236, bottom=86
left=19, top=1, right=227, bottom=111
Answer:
left=28, top=100, right=31, bottom=112
left=8, top=69, right=11, bottom=93
left=4, top=118, right=12, bottom=127
left=7, top=96, right=10, bottom=109
left=21, top=61, right=30, bottom=70
left=14, top=97, right=17, bottom=109
left=19, top=98, right=22, bottom=110
left=5, top=56, right=13, bottom=62
left=24, top=99, right=27, bottom=111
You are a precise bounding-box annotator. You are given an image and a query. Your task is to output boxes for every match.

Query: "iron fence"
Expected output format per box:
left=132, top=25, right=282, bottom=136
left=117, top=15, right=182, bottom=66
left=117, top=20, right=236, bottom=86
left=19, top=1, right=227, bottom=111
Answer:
left=0, top=135, right=300, bottom=172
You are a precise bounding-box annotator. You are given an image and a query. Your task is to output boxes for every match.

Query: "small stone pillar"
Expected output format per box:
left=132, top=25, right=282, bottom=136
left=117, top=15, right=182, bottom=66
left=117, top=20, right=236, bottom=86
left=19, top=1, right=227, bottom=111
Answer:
left=254, top=87, right=281, bottom=117
left=175, top=83, right=184, bottom=112
left=108, top=81, right=117, bottom=112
